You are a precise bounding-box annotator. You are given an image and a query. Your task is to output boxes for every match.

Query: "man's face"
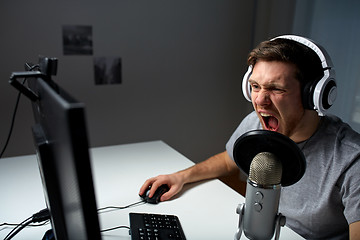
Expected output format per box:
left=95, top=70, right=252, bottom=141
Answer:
left=249, top=60, right=306, bottom=140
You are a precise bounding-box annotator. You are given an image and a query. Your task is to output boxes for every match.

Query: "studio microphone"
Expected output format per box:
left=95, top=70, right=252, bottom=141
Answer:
left=232, top=130, right=306, bottom=240
left=241, top=152, right=284, bottom=240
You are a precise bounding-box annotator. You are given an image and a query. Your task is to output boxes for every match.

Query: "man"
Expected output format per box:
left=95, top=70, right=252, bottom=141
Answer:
left=139, top=35, right=360, bottom=239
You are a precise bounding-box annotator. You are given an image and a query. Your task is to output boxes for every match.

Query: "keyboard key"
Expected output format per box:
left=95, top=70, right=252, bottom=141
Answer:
left=129, top=213, right=186, bottom=240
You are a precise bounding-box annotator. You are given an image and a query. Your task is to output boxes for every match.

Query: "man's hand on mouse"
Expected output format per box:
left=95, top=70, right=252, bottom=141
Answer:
left=139, top=173, right=185, bottom=202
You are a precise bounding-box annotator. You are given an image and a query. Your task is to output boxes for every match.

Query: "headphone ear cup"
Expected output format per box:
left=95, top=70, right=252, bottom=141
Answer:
left=242, top=65, right=253, bottom=102
left=321, top=79, right=337, bottom=110
left=301, top=81, right=315, bottom=110
left=313, top=77, right=337, bottom=115
left=302, top=77, right=337, bottom=114
left=303, top=75, right=337, bottom=115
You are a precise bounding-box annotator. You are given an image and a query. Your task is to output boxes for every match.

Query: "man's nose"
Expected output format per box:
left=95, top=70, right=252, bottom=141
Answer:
left=254, top=90, right=271, bottom=106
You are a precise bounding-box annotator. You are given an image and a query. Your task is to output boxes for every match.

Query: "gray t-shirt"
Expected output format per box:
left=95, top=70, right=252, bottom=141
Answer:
left=226, top=111, right=360, bottom=239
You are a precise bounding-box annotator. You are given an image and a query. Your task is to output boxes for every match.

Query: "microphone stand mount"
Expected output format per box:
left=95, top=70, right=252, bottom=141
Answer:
left=234, top=203, right=286, bottom=240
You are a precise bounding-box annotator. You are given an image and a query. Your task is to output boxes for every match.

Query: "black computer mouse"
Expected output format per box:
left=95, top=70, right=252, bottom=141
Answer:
left=140, top=184, right=170, bottom=204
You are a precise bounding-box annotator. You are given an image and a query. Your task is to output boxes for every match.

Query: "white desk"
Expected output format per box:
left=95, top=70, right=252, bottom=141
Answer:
left=0, top=140, right=303, bottom=239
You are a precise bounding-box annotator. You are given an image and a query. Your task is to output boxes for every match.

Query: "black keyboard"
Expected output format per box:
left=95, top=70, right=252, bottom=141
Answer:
left=129, top=212, right=186, bottom=240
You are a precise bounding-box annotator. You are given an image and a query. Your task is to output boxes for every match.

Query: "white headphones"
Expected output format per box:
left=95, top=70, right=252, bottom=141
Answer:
left=242, top=35, right=337, bottom=116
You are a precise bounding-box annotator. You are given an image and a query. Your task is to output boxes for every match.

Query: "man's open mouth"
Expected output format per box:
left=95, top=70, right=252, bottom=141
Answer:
left=260, top=112, right=279, bottom=131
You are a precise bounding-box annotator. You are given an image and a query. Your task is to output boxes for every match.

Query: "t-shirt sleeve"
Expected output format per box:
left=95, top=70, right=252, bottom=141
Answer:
left=339, top=156, right=360, bottom=224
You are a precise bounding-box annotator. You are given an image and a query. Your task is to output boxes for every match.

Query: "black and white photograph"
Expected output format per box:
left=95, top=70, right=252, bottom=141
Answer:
left=62, top=25, right=93, bottom=55
left=93, top=56, right=122, bottom=85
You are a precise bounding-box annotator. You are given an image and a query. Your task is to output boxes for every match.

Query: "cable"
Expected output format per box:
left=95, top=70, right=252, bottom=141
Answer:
left=0, top=89, right=23, bottom=159
left=0, top=221, right=50, bottom=228
left=97, top=200, right=144, bottom=234
left=2, top=200, right=142, bottom=238
left=0, top=64, right=39, bottom=159
left=3, top=216, right=32, bottom=240
left=100, top=225, right=130, bottom=233
left=1, top=200, right=143, bottom=238
left=97, top=200, right=145, bottom=213
left=3, top=208, right=50, bottom=240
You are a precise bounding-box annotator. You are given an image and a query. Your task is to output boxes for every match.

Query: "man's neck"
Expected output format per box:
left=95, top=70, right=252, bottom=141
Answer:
left=291, top=111, right=322, bottom=143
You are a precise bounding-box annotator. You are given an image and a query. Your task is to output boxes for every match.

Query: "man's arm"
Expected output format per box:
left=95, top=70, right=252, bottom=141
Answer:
left=350, top=221, right=360, bottom=240
left=139, top=150, right=239, bottom=202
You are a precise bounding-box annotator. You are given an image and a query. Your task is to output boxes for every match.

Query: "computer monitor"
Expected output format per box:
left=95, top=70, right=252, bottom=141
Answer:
left=10, top=57, right=102, bottom=240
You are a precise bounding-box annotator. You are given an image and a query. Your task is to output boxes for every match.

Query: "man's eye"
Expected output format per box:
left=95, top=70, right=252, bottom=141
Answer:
left=273, top=88, right=285, bottom=93
left=251, top=84, right=260, bottom=90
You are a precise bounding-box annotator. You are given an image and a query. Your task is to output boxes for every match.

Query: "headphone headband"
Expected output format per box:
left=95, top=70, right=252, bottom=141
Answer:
left=271, top=35, right=334, bottom=70
left=242, top=35, right=337, bottom=116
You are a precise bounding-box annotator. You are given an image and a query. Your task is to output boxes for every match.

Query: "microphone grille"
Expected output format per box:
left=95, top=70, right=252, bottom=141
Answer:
left=249, top=152, right=282, bottom=185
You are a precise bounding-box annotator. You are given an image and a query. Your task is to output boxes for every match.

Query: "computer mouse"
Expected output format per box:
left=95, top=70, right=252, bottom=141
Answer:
left=140, top=184, right=170, bottom=204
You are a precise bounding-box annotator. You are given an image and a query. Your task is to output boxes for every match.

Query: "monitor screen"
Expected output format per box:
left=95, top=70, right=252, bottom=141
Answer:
left=17, top=57, right=102, bottom=240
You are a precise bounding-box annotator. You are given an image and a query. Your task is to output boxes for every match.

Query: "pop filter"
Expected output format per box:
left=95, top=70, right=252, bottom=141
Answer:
left=233, top=130, right=306, bottom=186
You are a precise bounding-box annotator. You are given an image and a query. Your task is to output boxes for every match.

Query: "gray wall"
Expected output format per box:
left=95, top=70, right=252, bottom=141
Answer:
left=293, top=0, right=360, bottom=133
left=2, top=0, right=326, bottom=164
left=0, top=1, right=255, bottom=162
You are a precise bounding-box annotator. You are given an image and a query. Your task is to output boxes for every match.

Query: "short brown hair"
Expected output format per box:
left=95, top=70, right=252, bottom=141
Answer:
left=247, top=38, right=324, bottom=86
